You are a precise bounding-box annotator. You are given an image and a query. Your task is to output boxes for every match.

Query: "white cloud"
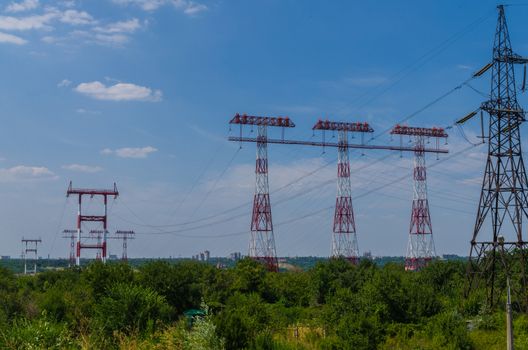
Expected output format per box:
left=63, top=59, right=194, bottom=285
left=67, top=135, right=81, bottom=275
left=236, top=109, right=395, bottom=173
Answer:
left=70, top=29, right=131, bottom=46
left=112, top=0, right=166, bottom=11
left=102, top=146, right=158, bottom=158
left=0, top=12, right=55, bottom=31
left=59, top=9, right=95, bottom=25
left=57, top=79, right=71, bottom=87
left=5, top=0, right=39, bottom=13
left=75, top=81, right=162, bottom=102
left=0, top=31, right=26, bottom=44
left=113, top=0, right=207, bottom=15
left=81, top=19, right=142, bottom=46
left=181, top=2, right=207, bottom=15
left=94, top=18, right=141, bottom=34
left=62, top=164, right=103, bottom=173
left=41, top=35, right=57, bottom=43
left=0, top=165, right=57, bottom=182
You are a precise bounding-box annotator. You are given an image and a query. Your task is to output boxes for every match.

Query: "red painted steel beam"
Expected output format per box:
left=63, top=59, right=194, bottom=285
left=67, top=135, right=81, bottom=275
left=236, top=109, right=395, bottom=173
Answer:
left=229, top=113, right=295, bottom=128
left=79, top=215, right=106, bottom=222
left=79, top=244, right=104, bottom=249
left=228, top=136, right=448, bottom=153
left=66, top=181, right=119, bottom=197
left=312, top=119, right=374, bottom=133
left=390, top=125, right=448, bottom=138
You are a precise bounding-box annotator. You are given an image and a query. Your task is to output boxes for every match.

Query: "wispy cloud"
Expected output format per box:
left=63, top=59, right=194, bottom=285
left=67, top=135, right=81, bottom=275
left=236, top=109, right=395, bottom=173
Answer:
left=113, top=0, right=208, bottom=15
left=72, top=18, right=144, bottom=46
left=0, top=31, right=26, bottom=44
left=112, top=0, right=165, bottom=11
left=102, top=146, right=158, bottom=158
left=178, top=1, right=207, bottom=15
left=59, top=9, right=95, bottom=25
left=0, top=12, right=55, bottom=31
left=5, top=0, right=39, bottom=13
left=0, top=165, right=57, bottom=182
left=74, top=81, right=162, bottom=102
left=94, top=18, right=141, bottom=34
left=0, top=5, right=139, bottom=47
left=62, top=164, right=103, bottom=173
left=456, top=64, right=472, bottom=70
left=57, top=79, right=71, bottom=87
left=76, top=108, right=101, bottom=115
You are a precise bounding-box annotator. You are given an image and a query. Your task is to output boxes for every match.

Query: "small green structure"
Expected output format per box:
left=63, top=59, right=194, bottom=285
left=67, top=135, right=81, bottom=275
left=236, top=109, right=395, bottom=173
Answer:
left=183, top=309, right=207, bottom=327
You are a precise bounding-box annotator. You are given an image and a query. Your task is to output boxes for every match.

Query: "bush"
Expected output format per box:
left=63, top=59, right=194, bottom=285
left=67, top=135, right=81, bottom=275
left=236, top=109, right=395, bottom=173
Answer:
left=93, top=283, right=171, bottom=337
left=0, top=317, right=74, bottom=349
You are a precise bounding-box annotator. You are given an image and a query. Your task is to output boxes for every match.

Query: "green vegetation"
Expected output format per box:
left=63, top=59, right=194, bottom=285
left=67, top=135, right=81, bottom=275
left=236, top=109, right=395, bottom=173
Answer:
left=0, top=257, right=525, bottom=349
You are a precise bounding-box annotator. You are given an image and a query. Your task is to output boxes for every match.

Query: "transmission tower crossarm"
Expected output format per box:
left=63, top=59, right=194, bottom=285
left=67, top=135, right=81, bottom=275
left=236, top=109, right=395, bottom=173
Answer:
left=66, top=181, right=119, bottom=197
left=228, top=136, right=448, bottom=154
left=312, top=119, right=374, bottom=132
left=496, top=55, right=528, bottom=64
left=229, top=113, right=295, bottom=128
left=473, top=62, right=494, bottom=77
left=456, top=110, right=479, bottom=124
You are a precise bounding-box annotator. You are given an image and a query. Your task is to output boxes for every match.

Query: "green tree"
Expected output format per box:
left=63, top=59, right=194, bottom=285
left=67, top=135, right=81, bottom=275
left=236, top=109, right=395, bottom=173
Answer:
left=93, top=283, right=171, bottom=336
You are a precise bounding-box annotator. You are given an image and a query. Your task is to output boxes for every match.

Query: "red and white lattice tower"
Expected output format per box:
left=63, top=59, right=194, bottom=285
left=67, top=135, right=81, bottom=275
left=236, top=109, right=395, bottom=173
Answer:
left=66, top=181, right=119, bottom=266
left=229, top=114, right=295, bottom=272
left=390, top=125, right=448, bottom=271
left=313, top=120, right=374, bottom=263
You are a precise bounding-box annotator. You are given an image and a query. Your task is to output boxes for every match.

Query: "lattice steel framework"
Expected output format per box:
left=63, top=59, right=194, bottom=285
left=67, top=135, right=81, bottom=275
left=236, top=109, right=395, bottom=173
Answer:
left=21, top=237, right=41, bottom=275
left=229, top=114, right=295, bottom=272
left=391, top=125, right=448, bottom=271
left=111, top=230, right=135, bottom=261
left=66, top=182, right=119, bottom=266
left=312, top=120, right=374, bottom=263
left=467, top=5, right=528, bottom=307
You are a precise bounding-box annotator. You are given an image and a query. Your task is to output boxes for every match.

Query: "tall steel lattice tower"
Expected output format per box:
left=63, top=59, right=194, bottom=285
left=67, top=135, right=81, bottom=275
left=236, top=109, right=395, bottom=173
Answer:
left=465, top=5, right=528, bottom=307
left=312, top=120, right=374, bottom=263
left=229, top=114, right=295, bottom=272
left=391, top=125, right=448, bottom=271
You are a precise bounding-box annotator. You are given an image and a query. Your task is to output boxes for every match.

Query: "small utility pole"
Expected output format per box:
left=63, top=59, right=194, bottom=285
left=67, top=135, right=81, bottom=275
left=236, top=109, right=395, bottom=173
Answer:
left=507, top=277, right=514, bottom=350
left=498, top=235, right=514, bottom=350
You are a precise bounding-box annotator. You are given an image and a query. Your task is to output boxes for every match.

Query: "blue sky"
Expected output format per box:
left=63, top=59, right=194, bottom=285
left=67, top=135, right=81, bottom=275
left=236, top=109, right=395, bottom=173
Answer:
left=0, top=0, right=526, bottom=259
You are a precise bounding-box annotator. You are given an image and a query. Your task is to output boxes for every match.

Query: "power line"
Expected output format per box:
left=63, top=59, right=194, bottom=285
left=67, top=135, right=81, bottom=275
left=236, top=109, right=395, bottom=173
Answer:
left=335, top=9, right=493, bottom=115
left=135, top=143, right=479, bottom=238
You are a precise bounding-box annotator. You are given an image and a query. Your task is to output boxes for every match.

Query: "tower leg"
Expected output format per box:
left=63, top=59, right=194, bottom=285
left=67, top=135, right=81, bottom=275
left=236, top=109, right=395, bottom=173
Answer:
left=405, top=135, right=435, bottom=271
left=332, top=130, right=359, bottom=263
left=249, top=125, right=278, bottom=272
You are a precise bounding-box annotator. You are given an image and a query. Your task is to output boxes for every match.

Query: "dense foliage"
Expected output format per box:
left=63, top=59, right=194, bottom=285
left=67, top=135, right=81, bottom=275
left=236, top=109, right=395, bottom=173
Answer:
left=0, top=258, right=526, bottom=349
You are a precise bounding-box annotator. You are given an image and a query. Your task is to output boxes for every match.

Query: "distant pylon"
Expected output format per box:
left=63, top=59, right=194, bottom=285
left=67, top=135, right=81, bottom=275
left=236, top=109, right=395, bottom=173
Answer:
left=391, top=125, right=448, bottom=271
left=312, top=120, right=374, bottom=263
left=229, top=114, right=295, bottom=272
left=21, top=237, right=41, bottom=275
left=65, top=182, right=119, bottom=266
left=111, top=230, right=135, bottom=261
left=463, top=5, right=528, bottom=308
left=62, top=229, right=76, bottom=266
